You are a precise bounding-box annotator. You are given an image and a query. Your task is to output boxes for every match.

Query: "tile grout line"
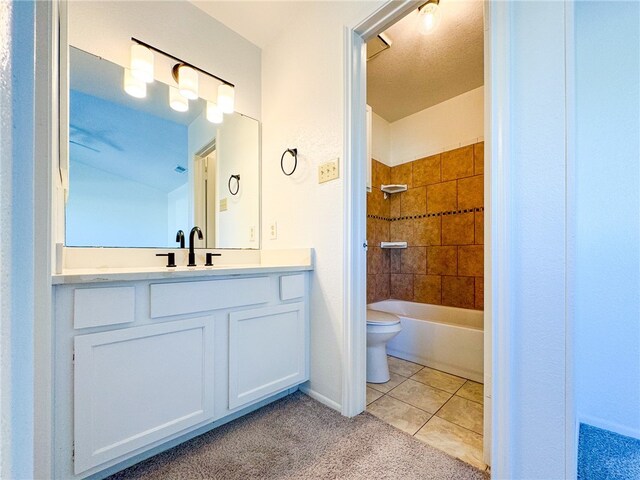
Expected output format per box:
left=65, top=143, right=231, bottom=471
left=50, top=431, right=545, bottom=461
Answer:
left=366, top=360, right=487, bottom=470
left=375, top=358, right=484, bottom=437
left=370, top=389, right=485, bottom=455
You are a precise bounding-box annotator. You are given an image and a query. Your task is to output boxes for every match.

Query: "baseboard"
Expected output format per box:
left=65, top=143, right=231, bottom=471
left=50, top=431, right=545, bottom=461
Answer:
left=299, top=384, right=341, bottom=412
left=578, top=414, right=640, bottom=441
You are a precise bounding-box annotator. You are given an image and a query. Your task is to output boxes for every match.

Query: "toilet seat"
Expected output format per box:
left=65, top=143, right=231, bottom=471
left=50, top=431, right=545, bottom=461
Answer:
left=366, top=309, right=401, bottom=326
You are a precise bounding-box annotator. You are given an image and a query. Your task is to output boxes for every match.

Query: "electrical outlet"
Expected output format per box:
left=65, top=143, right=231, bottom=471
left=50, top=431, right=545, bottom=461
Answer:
left=219, top=198, right=228, bottom=211
left=249, top=226, right=255, bottom=242
left=269, top=221, right=277, bottom=240
left=318, top=158, right=340, bottom=184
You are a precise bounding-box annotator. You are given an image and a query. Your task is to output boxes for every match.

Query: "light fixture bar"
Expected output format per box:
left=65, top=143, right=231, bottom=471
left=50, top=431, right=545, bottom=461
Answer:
left=131, top=37, right=235, bottom=88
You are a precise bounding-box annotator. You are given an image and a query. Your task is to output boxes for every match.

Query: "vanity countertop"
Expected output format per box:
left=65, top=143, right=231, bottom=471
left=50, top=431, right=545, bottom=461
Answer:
left=52, top=262, right=313, bottom=285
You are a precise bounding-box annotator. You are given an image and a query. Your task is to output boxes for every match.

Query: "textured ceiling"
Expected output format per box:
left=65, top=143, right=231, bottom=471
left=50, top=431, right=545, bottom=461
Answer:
left=190, top=1, right=316, bottom=49
left=367, top=0, right=484, bottom=122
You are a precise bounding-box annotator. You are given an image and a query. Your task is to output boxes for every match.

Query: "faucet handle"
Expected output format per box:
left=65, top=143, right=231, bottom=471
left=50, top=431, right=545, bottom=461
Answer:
left=205, top=252, right=222, bottom=266
left=156, top=253, right=176, bottom=268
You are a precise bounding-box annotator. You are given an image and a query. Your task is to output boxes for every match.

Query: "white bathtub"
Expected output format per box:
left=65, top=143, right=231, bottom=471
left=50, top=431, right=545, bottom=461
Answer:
left=368, top=300, right=484, bottom=383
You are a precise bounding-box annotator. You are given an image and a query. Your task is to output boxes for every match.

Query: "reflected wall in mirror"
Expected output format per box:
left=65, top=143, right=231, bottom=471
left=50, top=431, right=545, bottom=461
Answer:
left=66, top=47, right=260, bottom=249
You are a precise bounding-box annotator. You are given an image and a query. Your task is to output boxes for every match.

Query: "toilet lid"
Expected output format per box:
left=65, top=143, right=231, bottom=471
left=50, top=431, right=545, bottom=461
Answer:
left=366, top=309, right=401, bottom=325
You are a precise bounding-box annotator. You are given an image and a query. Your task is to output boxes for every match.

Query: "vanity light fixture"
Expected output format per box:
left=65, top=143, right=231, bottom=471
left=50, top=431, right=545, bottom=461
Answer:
left=206, top=101, right=223, bottom=124
left=130, top=44, right=154, bottom=83
left=217, top=84, right=235, bottom=114
left=418, top=0, right=441, bottom=35
left=174, top=64, right=199, bottom=100
left=129, top=38, right=236, bottom=117
left=169, top=86, right=188, bottom=112
left=123, top=68, right=147, bottom=98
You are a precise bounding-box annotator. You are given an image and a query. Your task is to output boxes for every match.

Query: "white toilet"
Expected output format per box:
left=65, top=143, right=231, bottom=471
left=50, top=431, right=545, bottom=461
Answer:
left=366, top=309, right=402, bottom=383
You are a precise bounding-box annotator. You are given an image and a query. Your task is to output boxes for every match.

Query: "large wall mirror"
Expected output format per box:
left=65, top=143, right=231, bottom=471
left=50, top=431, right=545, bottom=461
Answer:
left=65, top=46, right=260, bottom=249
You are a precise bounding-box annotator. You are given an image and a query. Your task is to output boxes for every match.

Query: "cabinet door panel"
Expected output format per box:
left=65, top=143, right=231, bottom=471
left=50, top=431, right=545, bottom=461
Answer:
left=74, top=318, right=214, bottom=474
left=229, top=303, right=306, bottom=409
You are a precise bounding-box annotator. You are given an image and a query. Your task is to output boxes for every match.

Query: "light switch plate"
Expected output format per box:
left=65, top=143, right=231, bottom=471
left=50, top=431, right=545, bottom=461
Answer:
left=318, top=158, right=340, bottom=183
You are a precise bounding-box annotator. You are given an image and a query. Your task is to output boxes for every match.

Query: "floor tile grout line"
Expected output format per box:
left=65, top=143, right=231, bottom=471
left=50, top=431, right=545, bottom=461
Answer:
left=388, top=355, right=483, bottom=397
left=371, top=373, right=484, bottom=437
left=376, top=352, right=487, bottom=469
left=405, top=373, right=465, bottom=396
left=452, top=391, right=484, bottom=408
left=431, top=411, right=485, bottom=437
left=429, top=386, right=485, bottom=435
left=367, top=391, right=486, bottom=470
left=370, top=390, right=442, bottom=419
left=428, top=392, right=485, bottom=436
left=411, top=413, right=433, bottom=437
left=373, top=356, right=485, bottom=436
left=380, top=390, right=442, bottom=417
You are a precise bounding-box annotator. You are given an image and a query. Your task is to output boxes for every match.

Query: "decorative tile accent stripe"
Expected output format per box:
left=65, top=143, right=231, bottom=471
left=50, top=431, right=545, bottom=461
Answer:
left=367, top=207, right=484, bottom=222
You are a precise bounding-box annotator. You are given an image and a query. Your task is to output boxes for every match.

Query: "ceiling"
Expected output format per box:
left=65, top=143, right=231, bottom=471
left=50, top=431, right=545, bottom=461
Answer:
left=367, top=0, right=484, bottom=123
left=190, top=1, right=316, bottom=49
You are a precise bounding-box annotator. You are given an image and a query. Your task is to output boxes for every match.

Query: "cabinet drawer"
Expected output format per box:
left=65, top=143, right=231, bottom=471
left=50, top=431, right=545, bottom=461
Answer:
left=228, top=303, right=307, bottom=409
left=74, top=318, right=215, bottom=474
left=74, top=286, right=135, bottom=329
left=279, top=274, right=305, bottom=301
left=150, top=277, right=270, bottom=318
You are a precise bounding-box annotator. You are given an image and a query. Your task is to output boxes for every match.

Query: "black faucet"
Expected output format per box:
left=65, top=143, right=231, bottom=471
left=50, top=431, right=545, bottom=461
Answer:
left=188, top=226, right=203, bottom=267
left=176, top=230, right=185, bottom=249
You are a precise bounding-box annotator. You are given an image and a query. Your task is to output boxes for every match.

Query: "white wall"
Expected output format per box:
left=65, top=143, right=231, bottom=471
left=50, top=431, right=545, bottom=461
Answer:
left=370, top=86, right=484, bottom=167
left=67, top=0, right=261, bottom=121
left=389, top=86, right=484, bottom=166
left=261, top=0, right=383, bottom=408
left=187, top=111, right=260, bottom=249
left=0, top=2, right=36, bottom=478
left=573, top=1, right=640, bottom=439
left=371, top=111, right=390, bottom=164
left=499, top=2, right=568, bottom=477
left=216, top=113, right=260, bottom=249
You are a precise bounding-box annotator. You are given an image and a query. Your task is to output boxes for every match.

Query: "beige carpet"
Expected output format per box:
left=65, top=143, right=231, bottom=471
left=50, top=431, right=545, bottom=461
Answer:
left=108, top=392, right=489, bottom=479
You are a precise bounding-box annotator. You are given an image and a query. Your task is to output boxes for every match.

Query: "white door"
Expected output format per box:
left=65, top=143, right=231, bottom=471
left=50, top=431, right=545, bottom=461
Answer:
left=193, top=152, right=217, bottom=247
left=74, top=317, right=215, bottom=474
left=228, top=303, right=307, bottom=409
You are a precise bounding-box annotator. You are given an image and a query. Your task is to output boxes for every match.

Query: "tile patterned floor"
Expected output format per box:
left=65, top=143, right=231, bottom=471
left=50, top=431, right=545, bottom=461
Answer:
left=367, top=355, right=487, bottom=471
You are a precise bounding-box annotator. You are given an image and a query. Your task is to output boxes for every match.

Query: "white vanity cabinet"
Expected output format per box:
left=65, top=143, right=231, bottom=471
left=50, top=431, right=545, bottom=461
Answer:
left=229, top=303, right=306, bottom=409
left=53, top=270, right=309, bottom=479
left=73, top=317, right=215, bottom=474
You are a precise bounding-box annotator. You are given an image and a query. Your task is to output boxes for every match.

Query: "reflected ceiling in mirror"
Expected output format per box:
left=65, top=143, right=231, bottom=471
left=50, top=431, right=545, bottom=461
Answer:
left=66, top=47, right=260, bottom=249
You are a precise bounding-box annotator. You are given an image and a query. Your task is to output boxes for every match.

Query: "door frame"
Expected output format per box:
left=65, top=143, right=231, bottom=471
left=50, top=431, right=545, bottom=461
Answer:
left=342, top=0, right=501, bottom=470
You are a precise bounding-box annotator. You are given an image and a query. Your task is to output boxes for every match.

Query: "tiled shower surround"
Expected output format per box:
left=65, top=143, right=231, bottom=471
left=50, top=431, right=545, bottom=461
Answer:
left=367, top=142, right=484, bottom=310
